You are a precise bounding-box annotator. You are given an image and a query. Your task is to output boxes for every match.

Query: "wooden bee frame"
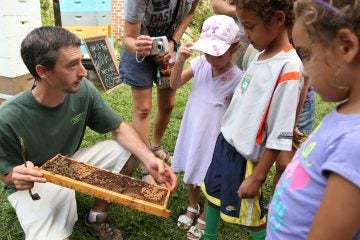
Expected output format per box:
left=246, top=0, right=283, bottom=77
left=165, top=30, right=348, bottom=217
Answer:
left=40, top=154, right=171, bottom=218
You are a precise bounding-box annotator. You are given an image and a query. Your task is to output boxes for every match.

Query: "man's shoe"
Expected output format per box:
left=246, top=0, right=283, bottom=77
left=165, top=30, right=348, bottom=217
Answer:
left=85, top=212, right=126, bottom=240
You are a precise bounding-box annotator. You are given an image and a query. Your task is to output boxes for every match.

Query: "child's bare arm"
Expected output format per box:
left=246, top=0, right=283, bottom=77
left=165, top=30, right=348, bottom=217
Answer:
left=238, top=148, right=280, bottom=198
left=293, top=75, right=310, bottom=148
left=170, top=42, right=194, bottom=89
left=307, top=173, right=360, bottom=240
left=296, top=76, right=310, bottom=124
left=211, top=0, right=237, bottom=19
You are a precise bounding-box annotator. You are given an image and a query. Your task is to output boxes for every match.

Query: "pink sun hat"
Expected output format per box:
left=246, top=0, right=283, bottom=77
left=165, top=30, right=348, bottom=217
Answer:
left=191, top=15, right=243, bottom=56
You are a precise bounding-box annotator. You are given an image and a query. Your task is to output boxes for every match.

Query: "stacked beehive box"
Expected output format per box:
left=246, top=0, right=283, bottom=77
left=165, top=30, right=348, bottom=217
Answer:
left=60, top=0, right=114, bottom=54
left=0, top=0, right=40, bottom=96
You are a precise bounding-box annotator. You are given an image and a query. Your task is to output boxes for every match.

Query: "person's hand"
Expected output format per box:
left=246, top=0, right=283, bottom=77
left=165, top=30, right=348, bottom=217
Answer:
left=154, top=53, right=171, bottom=65
left=153, top=39, right=179, bottom=65
left=134, top=35, right=153, bottom=56
left=11, top=161, right=46, bottom=190
left=293, top=127, right=305, bottom=149
left=160, top=164, right=178, bottom=193
left=144, top=157, right=178, bottom=193
left=177, top=42, right=193, bottom=62
left=237, top=174, right=263, bottom=199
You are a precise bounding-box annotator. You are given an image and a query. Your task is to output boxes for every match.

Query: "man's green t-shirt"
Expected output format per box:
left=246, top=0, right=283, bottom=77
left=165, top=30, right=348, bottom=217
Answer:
left=0, top=79, right=122, bottom=176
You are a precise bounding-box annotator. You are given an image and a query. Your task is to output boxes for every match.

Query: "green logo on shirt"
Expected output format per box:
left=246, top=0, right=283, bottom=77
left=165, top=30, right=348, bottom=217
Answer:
left=71, top=112, right=85, bottom=125
left=241, top=74, right=252, bottom=94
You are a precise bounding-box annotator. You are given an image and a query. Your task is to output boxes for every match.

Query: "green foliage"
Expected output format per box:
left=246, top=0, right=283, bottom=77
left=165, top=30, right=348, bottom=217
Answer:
left=40, top=0, right=54, bottom=26
left=114, top=39, right=122, bottom=60
left=313, top=95, right=338, bottom=128
left=0, top=188, right=23, bottom=239
left=189, top=0, right=215, bottom=39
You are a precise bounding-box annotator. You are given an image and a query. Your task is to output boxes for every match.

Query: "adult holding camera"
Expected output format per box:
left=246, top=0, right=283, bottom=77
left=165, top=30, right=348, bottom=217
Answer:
left=120, top=0, right=199, bottom=184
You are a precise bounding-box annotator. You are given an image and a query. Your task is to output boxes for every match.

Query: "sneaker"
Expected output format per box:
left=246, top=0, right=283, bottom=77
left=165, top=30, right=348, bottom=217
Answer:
left=85, top=212, right=126, bottom=240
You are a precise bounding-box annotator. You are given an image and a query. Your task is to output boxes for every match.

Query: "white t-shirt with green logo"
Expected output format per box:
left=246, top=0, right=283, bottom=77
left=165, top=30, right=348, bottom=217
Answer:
left=221, top=47, right=303, bottom=161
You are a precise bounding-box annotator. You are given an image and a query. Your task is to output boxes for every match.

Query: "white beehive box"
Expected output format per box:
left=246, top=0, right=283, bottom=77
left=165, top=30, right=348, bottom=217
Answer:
left=0, top=0, right=41, bottom=16
left=0, top=0, right=41, bottom=79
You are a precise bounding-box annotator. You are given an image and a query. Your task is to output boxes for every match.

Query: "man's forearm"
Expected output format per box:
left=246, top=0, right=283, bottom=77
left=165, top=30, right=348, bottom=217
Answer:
left=211, top=0, right=237, bottom=19
left=113, top=122, right=153, bottom=165
left=172, top=0, right=199, bottom=41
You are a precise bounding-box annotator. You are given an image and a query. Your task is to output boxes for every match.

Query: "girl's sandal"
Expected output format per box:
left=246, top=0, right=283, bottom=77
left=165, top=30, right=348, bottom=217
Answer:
left=177, top=204, right=200, bottom=230
left=150, top=145, right=173, bottom=164
left=187, top=218, right=205, bottom=240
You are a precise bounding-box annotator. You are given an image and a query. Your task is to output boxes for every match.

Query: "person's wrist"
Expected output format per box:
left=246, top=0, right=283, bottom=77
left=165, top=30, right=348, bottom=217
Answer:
left=176, top=57, right=186, bottom=63
left=250, top=172, right=266, bottom=183
left=168, top=38, right=180, bottom=51
left=4, top=170, right=16, bottom=186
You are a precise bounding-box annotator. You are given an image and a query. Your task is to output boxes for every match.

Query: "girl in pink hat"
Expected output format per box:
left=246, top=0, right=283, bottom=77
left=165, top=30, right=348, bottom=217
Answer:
left=170, top=15, right=243, bottom=240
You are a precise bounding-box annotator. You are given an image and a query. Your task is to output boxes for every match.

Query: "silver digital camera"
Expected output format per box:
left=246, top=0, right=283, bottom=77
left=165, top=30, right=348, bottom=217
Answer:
left=150, top=36, right=169, bottom=55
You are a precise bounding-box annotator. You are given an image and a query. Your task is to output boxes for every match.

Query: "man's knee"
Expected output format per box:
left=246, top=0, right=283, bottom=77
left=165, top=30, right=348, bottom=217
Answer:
left=120, top=154, right=139, bottom=176
left=75, top=140, right=131, bottom=173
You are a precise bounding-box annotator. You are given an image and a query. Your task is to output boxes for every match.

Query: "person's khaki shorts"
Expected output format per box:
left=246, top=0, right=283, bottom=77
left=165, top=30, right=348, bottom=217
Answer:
left=8, top=140, right=131, bottom=240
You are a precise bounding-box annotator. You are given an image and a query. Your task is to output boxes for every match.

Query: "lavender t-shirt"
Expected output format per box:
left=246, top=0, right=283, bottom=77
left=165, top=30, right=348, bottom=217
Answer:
left=267, top=108, right=360, bottom=239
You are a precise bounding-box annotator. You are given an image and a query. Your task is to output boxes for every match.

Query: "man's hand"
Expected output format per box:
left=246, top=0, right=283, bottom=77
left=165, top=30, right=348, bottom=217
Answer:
left=111, top=123, right=178, bottom=192
left=9, top=161, right=46, bottom=190
left=237, top=174, right=263, bottom=199
left=144, top=157, right=178, bottom=193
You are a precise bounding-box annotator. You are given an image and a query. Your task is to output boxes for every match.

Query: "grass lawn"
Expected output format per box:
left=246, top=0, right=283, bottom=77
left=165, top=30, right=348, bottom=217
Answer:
left=0, top=79, right=337, bottom=240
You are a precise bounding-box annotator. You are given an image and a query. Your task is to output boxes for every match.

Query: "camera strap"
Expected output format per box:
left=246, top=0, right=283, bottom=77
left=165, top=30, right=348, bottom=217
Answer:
left=142, top=0, right=182, bottom=38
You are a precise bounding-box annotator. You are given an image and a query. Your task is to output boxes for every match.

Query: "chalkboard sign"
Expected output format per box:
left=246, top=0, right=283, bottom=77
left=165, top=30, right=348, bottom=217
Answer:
left=84, top=36, right=121, bottom=91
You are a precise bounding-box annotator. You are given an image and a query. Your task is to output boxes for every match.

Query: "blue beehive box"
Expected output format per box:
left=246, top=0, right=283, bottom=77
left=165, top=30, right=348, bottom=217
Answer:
left=59, top=0, right=114, bottom=54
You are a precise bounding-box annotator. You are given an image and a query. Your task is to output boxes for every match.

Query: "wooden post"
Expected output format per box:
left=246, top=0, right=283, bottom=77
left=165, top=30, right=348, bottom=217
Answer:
left=53, top=0, right=62, bottom=26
